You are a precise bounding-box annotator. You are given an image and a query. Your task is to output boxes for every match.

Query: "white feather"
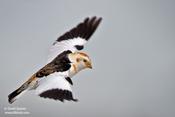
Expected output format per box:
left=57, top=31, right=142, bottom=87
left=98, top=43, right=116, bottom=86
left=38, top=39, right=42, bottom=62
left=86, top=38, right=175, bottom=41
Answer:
left=35, top=72, right=72, bottom=95
left=47, top=38, right=87, bottom=63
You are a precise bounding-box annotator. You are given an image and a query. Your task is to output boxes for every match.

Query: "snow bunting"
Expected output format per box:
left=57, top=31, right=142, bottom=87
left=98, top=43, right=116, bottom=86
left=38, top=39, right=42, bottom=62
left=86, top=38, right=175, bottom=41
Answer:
left=8, top=16, right=102, bottom=104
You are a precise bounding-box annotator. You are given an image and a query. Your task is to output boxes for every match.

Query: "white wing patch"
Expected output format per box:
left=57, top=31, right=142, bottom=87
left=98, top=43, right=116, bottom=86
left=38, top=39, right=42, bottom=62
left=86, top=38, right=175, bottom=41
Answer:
left=35, top=72, right=72, bottom=95
left=47, top=38, right=86, bottom=63
left=47, top=16, right=102, bottom=63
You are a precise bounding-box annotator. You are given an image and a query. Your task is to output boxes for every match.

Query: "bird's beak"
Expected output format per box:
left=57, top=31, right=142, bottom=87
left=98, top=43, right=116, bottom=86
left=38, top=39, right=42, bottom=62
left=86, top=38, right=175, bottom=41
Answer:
left=86, top=61, right=92, bottom=69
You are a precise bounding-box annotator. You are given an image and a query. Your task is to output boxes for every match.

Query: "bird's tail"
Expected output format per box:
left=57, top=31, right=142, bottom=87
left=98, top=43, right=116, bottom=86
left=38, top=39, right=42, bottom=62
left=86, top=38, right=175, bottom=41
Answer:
left=8, top=82, right=28, bottom=104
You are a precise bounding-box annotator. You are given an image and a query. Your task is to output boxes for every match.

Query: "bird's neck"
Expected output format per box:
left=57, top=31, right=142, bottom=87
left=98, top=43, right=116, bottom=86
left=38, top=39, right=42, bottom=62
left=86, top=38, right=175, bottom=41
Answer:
left=68, top=63, right=84, bottom=78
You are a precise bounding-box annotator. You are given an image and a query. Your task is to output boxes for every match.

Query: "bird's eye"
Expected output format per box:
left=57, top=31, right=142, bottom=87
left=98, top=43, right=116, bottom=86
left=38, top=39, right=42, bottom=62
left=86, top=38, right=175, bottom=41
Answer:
left=76, top=58, right=80, bottom=62
left=83, top=59, right=87, bottom=62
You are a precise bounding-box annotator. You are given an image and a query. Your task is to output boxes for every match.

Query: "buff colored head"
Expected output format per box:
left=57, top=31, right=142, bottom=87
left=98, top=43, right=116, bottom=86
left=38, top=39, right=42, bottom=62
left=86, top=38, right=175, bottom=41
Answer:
left=68, top=52, right=92, bottom=71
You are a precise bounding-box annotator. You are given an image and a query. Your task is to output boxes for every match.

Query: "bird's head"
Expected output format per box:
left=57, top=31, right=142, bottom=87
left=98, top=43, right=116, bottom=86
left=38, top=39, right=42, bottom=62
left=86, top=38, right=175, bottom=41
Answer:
left=68, top=52, right=92, bottom=72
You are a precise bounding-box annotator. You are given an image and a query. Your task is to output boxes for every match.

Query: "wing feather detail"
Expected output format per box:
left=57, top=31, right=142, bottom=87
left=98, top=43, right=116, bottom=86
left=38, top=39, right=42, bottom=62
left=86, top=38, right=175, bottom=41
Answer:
left=39, top=89, right=77, bottom=102
left=56, top=16, right=102, bottom=42
left=47, top=16, right=102, bottom=63
left=35, top=72, right=77, bottom=102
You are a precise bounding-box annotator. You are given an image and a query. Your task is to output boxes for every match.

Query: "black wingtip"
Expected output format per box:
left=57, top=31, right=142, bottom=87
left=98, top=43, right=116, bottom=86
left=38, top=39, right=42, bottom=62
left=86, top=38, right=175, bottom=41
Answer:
left=86, top=16, right=102, bottom=39
left=39, top=89, right=78, bottom=102
left=56, top=16, right=102, bottom=42
left=78, top=16, right=102, bottom=40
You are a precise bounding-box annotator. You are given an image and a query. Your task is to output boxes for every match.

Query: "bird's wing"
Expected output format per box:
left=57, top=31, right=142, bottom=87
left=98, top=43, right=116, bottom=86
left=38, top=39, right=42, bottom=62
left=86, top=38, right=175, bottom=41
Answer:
left=35, top=72, right=77, bottom=102
left=47, top=16, right=102, bottom=63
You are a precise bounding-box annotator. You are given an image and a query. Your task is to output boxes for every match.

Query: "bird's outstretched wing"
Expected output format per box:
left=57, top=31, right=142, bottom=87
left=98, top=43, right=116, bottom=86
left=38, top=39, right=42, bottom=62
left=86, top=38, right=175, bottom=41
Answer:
left=48, top=16, right=102, bottom=63
left=35, top=72, right=77, bottom=102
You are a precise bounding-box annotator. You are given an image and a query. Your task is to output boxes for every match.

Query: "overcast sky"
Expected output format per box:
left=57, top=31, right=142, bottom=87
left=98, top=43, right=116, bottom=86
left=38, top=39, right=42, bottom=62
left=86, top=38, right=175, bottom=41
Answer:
left=0, top=0, right=175, bottom=117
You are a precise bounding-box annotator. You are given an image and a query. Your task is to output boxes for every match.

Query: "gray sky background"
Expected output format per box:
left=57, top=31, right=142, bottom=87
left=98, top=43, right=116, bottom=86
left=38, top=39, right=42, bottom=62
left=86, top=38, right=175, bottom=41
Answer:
left=0, top=0, right=175, bottom=117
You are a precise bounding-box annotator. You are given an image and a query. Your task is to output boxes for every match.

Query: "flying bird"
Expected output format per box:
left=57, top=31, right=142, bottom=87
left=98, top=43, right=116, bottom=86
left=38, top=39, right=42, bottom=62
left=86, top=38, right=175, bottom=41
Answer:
left=8, top=16, right=102, bottom=104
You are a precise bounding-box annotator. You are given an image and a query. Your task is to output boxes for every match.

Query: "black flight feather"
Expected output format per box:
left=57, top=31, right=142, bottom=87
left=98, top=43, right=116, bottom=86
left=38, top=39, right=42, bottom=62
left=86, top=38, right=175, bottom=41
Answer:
left=56, top=16, right=102, bottom=42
